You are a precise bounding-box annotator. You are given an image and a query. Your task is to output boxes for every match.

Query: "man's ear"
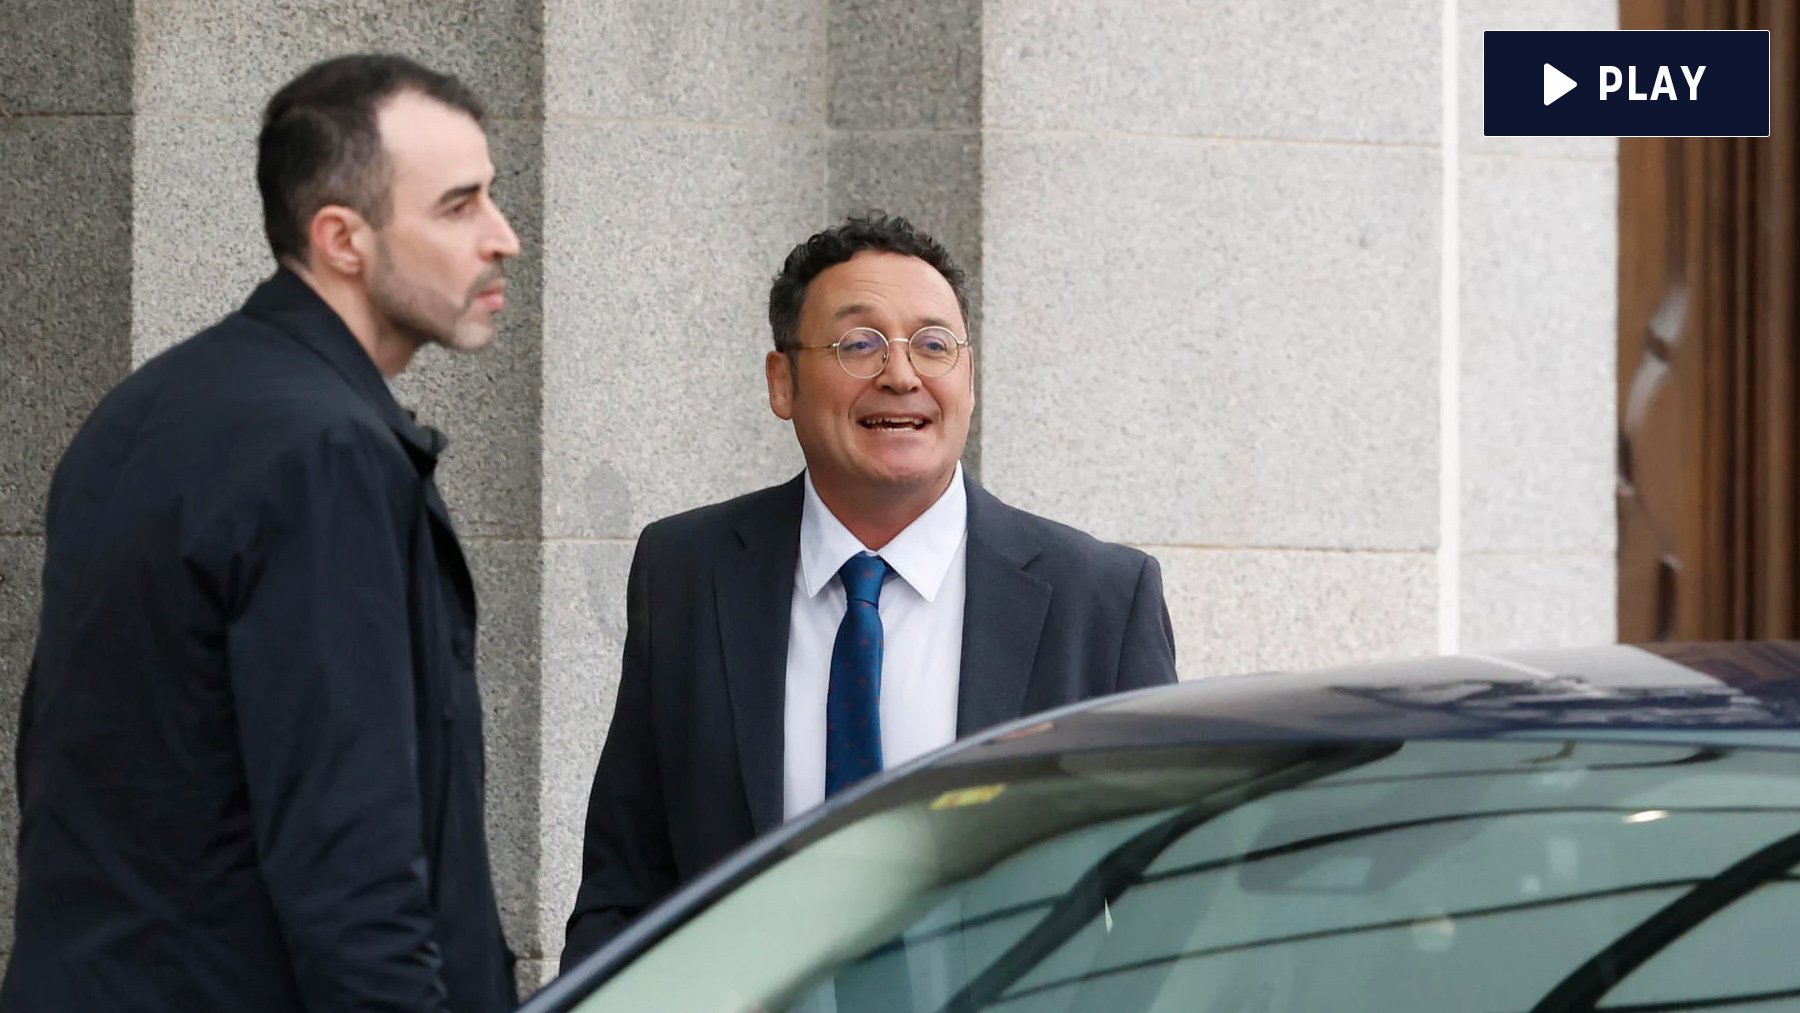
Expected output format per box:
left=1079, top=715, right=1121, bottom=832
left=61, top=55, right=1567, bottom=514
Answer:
left=766, top=350, right=796, bottom=420
left=307, top=205, right=371, bottom=278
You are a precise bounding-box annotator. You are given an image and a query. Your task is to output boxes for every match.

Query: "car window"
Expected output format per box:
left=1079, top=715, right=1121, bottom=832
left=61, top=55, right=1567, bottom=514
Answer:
left=569, top=738, right=1800, bottom=1012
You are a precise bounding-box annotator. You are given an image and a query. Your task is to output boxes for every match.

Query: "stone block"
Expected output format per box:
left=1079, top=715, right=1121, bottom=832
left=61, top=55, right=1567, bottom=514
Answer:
left=0, top=118, right=133, bottom=534
left=1460, top=552, right=1616, bottom=651
left=516, top=959, right=555, bottom=999
left=0, top=0, right=131, bottom=115
left=129, top=117, right=269, bottom=363
left=983, top=0, right=1439, bottom=143
left=545, top=0, right=823, bottom=124
left=463, top=539, right=544, bottom=961
left=829, top=0, right=981, bottom=130
left=1460, top=156, right=1616, bottom=553
left=534, top=539, right=634, bottom=959
left=541, top=122, right=817, bottom=539
left=135, top=0, right=542, bottom=119
left=1157, top=546, right=1439, bottom=678
left=980, top=133, right=1440, bottom=549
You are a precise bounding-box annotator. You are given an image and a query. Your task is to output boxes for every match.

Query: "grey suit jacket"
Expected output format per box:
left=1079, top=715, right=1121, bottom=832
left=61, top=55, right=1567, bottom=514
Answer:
left=562, top=472, right=1177, bottom=967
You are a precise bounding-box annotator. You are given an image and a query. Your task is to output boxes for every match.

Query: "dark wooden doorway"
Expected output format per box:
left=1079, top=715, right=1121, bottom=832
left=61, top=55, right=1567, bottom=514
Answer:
left=1617, top=1, right=1799, bottom=641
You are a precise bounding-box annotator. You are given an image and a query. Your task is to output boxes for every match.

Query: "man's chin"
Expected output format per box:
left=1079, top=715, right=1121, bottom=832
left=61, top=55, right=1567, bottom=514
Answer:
left=856, top=458, right=958, bottom=496
left=441, top=324, right=498, bottom=353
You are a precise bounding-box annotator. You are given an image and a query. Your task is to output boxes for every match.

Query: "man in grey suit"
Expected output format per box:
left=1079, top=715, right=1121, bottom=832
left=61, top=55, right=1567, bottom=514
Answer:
left=562, top=213, right=1178, bottom=968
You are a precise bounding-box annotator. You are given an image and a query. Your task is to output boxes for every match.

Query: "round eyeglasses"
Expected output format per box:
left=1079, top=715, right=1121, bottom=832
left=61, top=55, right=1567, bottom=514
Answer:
left=799, top=326, right=969, bottom=379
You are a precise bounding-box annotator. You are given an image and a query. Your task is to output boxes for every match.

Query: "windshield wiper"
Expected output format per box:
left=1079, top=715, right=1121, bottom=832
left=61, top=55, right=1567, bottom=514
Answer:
left=1530, top=824, right=1800, bottom=1013
left=934, top=742, right=1399, bottom=1013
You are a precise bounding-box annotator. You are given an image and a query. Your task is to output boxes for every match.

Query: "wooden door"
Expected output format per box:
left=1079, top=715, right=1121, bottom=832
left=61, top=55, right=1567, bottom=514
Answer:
left=1617, top=0, right=1799, bottom=641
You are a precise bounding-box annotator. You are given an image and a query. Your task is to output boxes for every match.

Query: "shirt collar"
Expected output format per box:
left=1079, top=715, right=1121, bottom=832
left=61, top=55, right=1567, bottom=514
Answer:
left=800, top=463, right=967, bottom=602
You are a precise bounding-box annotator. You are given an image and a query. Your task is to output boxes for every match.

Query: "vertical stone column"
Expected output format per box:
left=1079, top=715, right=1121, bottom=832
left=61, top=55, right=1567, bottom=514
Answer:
left=0, top=0, right=136, bottom=964
left=974, top=3, right=1446, bottom=676
left=533, top=0, right=823, bottom=980
left=1457, top=0, right=1618, bottom=649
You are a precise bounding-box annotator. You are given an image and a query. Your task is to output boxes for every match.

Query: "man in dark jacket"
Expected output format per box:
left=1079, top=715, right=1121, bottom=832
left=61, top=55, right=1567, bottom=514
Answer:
left=3, top=54, right=521, bottom=1011
left=562, top=215, right=1178, bottom=969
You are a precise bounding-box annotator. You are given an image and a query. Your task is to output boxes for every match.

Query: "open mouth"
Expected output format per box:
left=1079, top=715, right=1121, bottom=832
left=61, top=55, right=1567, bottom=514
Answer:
left=859, top=415, right=929, bottom=431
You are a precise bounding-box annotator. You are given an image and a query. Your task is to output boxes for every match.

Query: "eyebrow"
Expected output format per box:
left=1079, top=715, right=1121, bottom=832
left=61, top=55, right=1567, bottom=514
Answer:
left=434, top=182, right=483, bottom=209
left=832, top=303, right=959, bottom=331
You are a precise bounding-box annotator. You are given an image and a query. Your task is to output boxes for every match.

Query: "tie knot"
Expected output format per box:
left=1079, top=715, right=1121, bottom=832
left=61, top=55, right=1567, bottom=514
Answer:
left=838, top=554, right=889, bottom=605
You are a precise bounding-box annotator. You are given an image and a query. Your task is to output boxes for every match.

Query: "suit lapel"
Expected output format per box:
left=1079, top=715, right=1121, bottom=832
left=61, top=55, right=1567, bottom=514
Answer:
left=715, top=476, right=804, bottom=837
left=958, top=478, right=1051, bottom=736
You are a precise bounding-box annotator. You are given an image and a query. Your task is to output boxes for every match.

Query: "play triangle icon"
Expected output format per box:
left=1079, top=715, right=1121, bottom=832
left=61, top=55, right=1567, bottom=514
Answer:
left=1544, top=63, right=1578, bottom=106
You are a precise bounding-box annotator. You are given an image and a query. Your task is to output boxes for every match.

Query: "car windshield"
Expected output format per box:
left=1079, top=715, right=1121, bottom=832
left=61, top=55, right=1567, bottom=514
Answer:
left=570, top=737, right=1800, bottom=1012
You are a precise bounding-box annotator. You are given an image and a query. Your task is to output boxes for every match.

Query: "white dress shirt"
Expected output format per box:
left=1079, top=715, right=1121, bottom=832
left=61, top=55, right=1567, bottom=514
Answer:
left=781, top=465, right=968, bottom=821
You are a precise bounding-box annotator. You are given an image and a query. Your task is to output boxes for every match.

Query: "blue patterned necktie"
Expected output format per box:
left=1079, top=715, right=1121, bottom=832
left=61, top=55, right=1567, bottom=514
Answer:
left=826, top=554, right=919, bottom=1011
left=826, top=554, right=889, bottom=797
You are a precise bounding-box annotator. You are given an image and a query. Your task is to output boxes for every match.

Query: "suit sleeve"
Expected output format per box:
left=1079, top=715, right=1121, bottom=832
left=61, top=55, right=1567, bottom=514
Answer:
left=1117, top=553, right=1179, bottom=691
left=562, top=529, right=678, bottom=970
left=225, top=429, right=447, bottom=1011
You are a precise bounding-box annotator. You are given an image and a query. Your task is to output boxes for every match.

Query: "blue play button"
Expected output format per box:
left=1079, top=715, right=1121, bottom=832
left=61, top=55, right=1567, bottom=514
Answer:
left=1485, top=30, right=1770, bottom=137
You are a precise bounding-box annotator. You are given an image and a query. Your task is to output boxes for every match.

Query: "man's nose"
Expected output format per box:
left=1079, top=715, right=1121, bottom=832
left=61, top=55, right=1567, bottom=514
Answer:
left=876, top=343, right=922, bottom=391
left=486, top=201, right=522, bottom=259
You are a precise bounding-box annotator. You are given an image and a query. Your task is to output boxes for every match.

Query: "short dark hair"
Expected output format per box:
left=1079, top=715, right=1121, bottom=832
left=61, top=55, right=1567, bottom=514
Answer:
left=768, top=212, right=971, bottom=353
left=257, top=53, right=486, bottom=262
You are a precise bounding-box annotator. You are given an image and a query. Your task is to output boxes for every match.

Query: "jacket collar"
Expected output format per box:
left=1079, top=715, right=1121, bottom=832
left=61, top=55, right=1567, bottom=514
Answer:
left=240, top=268, right=447, bottom=475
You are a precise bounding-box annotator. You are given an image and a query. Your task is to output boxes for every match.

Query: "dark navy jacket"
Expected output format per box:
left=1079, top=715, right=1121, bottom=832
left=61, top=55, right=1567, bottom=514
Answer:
left=562, top=473, right=1179, bottom=968
left=3, top=270, right=515, bottom=1011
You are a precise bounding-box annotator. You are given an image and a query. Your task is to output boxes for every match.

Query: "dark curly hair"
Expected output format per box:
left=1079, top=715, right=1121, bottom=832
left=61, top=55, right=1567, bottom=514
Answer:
left=258, top=53, right=485, bottom=263
left=767, top=212, right=970, bottom=353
